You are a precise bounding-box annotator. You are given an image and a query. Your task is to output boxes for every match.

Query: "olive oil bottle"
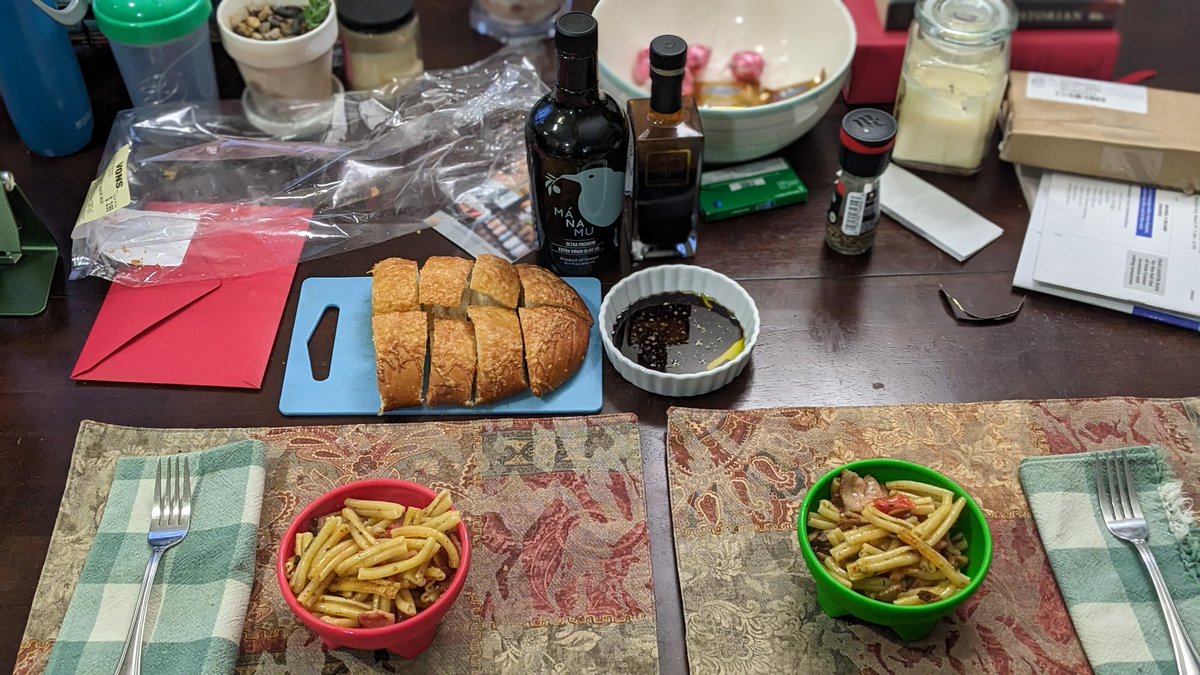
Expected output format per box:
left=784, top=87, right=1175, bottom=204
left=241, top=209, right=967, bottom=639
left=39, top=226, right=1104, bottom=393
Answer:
left=525, top=12, right=628, bottom=276
left=625, top=34, right=703, bottom=260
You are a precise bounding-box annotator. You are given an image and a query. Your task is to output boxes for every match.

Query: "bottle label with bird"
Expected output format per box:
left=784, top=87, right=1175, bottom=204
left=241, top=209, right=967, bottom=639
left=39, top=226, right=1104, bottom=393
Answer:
left=536, top=158, right=624, bottom=275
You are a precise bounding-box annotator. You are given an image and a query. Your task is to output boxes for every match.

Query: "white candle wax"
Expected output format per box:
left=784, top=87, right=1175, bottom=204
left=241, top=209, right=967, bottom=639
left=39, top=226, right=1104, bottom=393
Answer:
left=892, top=67, right=1005, bottom=173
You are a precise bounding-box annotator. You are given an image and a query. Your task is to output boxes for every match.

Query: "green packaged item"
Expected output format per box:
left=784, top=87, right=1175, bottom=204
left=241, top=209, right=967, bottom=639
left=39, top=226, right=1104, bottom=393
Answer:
left=700, top=157, right=808, bottom=222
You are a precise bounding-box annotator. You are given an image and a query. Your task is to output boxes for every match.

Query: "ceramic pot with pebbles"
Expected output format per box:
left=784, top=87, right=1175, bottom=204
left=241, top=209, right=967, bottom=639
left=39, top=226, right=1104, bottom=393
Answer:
left=217, top=0, right=338, bottom=101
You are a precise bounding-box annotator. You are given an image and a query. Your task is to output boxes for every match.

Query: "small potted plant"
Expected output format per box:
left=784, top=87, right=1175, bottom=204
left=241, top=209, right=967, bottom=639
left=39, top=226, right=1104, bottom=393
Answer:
left=217, top=0, right=338, bottom=101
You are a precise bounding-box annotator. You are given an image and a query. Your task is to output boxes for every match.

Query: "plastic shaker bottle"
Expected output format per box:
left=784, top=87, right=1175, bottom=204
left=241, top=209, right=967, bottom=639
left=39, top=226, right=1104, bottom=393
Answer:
left=0, top=0, right=93, bottom=156
left=37, top=0, right=219, bottom=107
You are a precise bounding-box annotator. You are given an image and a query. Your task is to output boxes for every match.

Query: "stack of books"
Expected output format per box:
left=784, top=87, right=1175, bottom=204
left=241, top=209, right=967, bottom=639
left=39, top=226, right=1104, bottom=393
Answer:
left=844, top=0, right=1124, bottom=104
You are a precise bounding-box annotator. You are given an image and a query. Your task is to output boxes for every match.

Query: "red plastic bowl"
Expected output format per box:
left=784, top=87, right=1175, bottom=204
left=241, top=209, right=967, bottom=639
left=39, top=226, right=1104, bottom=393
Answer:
left=275, top=479, right=472, bottom=657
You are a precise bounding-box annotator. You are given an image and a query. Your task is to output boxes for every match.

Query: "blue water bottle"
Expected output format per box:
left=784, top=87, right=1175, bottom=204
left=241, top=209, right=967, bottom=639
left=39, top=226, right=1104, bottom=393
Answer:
left=0, top=0, right=94, bottom=157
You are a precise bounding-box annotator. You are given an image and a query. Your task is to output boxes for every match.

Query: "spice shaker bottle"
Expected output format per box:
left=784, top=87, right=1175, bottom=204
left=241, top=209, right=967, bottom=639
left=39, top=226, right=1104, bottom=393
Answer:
left=826, top=108, right=896, bottom=256
left=891, top=0, right=1016, bottom=175
left=338, top=0, right=424, bottom=91
left=1, top=0, right=92, bottom=156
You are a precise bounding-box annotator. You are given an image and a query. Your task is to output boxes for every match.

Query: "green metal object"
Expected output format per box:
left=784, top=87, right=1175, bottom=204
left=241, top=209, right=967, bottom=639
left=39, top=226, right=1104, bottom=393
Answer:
left=0, top=172, right=58, bottom=316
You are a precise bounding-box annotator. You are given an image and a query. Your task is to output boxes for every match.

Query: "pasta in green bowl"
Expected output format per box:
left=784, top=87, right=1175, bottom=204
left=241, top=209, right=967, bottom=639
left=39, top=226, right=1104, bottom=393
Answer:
left=796, top=459, right=993, bottom=641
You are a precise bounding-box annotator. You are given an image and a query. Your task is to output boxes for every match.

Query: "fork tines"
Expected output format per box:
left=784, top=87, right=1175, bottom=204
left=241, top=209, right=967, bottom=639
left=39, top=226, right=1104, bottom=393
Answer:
left=1094, top=449, right=1144, bottom=524
left=153, top=456, right=193, bottom=527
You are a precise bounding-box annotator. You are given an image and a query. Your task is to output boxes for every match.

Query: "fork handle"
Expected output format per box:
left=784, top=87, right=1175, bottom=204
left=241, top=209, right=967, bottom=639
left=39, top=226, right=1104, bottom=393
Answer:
left=1135, top=541, right=1200, bottom=675
left=114, top=547, right=165, bottom=675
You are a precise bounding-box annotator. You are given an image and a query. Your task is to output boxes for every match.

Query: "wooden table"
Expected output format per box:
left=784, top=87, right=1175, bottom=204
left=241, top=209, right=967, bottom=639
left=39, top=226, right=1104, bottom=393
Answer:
left=2, top=1, right=1197, bottom=672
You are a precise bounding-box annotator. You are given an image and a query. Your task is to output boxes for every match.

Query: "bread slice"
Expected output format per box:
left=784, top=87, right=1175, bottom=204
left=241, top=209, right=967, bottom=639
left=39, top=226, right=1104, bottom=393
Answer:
left=467, top=306, right=526, bottom=404
left=370, top=258, right=419, bottom=315
left=427, top=318, right=476, bottom=407
left=519, top=306, right=590, bottom=397
left=468, top=254, right=521, bottom=308
left=515, top=264, right=593, bottom=327
left=372, top=310, right=428, bottom=412
left=419, top=256, right=473, bottom=318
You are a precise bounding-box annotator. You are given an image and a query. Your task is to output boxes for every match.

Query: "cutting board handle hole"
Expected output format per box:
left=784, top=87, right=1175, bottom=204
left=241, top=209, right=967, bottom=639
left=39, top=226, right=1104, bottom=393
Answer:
left=308, top=305, right=339, bottom=382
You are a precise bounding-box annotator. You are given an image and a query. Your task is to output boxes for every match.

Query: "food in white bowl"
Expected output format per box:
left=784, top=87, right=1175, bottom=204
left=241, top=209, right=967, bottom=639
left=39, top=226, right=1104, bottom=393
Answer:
left=592, top=0, right=856, bottom=163
left=600, top=265, right=760, bottom=397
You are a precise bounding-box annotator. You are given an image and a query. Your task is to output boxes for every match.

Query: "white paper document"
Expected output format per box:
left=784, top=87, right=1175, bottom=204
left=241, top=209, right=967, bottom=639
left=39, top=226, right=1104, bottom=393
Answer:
left=879, top=164, right=1003, bottom=262
left=1030, top=173, right=1200, bottom=316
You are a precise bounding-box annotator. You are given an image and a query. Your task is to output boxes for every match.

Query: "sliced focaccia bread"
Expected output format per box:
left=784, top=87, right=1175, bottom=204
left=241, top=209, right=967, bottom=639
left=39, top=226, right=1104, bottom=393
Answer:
left=520, top=306, right=589, bottom=397
left=427, top=318, right=476, bottom=406
left=467, top=306, right=526, bottom=404
left=370, top=258, right=419, bottom=315
left=373, top=310, right=428, bottom=412
left=419, top=256, right=473, bottom=318
left=469, top=254, right=521, bottom=308
left=515, top=263, right=592, bottom=327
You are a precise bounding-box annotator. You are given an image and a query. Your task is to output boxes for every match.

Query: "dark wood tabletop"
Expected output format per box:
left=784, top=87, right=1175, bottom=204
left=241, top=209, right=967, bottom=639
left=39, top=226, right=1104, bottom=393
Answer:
left=2, top=0, right=1198, bottom=672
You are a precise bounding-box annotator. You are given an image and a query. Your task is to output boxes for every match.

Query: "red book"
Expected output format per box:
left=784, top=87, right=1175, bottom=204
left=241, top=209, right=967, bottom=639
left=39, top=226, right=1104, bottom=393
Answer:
left=843, top=0, right=1121, bottom=104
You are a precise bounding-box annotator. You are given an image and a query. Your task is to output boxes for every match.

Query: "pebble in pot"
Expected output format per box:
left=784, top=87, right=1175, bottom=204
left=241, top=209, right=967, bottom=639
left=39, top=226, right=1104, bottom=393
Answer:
left=230, top=3, right=320, bottom=40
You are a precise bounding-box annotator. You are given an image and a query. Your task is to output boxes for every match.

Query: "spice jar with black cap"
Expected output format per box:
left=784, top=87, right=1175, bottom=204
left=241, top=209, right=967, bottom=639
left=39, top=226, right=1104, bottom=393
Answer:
left=338, top=0, right=423, bottom=91
left=826, top=108, right=897, bottom=256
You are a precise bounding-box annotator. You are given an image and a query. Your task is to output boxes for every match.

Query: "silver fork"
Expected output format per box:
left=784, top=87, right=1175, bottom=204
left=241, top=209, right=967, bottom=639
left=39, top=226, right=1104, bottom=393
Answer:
left=1095, top=450, right=1200, bottom=675
left=114, top=456, right=194, bottom=675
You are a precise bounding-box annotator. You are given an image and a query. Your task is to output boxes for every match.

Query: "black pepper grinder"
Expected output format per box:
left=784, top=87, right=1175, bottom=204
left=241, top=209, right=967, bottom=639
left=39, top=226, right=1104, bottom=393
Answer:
left=826, top=108, right=896, bottom=255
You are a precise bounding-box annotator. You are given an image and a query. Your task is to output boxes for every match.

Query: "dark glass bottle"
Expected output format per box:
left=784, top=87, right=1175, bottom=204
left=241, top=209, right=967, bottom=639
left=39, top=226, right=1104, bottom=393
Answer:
left=626, top=34, right=703, bottom=260
left=526, top=12, right=629, bottom=276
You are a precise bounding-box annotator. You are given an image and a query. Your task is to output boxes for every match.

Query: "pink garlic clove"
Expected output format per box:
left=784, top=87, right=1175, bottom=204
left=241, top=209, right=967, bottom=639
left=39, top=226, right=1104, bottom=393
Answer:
left=633, top=47, right=652, bottom=86
left=682, top=70, right=696, bottom=97
left=687, top=44, right=712, bottom=73
left=729, top=50, right=766, bottom=85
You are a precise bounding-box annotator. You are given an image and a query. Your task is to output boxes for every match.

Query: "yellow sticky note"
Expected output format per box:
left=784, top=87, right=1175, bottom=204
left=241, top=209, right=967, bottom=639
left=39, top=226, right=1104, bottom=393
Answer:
left=74, top=144, right=132, bottom=228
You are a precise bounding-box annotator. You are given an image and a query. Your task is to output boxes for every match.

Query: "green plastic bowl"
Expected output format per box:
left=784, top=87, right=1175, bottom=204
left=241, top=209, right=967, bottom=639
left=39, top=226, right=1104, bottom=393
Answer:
left=796, top=459, right=993, bottom=641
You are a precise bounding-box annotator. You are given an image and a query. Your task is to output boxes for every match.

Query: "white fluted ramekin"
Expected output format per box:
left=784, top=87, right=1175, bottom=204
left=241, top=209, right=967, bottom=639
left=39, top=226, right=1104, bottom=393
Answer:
left=599, top=265, right=760, bottom=397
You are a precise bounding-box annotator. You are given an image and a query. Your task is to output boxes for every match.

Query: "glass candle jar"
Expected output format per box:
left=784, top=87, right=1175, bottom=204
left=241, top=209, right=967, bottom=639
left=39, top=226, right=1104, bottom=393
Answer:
left=891, top=0, right=1016, bottom=175
left=338, top=0, right=423, bottom=91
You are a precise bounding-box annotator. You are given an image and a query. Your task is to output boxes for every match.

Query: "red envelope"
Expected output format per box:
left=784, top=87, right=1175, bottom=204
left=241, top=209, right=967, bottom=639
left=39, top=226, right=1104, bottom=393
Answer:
left=72, top=203, right=312, bottom=389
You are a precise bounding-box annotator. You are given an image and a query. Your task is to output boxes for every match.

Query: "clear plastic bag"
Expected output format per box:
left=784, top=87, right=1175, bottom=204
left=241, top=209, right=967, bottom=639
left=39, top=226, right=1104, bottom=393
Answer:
left=424, top=156, right=539, bottom=261
left=69, top=48, right=548, bottom=286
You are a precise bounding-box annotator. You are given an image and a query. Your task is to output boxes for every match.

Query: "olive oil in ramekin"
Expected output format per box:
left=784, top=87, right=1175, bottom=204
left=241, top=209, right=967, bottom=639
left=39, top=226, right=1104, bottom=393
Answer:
left=610, top=292, right=744, bottom=374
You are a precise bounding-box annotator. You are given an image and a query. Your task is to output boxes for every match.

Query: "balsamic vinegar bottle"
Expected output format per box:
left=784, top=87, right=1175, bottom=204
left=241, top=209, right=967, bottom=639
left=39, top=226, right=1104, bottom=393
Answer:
left=526, top=12, right=629, bottom=276
left=626, top=34, right=704, bottom=260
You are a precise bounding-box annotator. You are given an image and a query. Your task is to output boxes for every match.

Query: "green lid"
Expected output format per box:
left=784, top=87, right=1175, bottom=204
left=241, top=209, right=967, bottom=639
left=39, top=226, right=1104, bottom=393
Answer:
left=93, top=0, right=212, bottom=46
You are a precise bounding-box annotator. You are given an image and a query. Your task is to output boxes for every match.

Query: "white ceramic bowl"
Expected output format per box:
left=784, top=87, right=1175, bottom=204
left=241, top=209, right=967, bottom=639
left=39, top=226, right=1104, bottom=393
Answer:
left=599, top=265, right=760, bottom=397
left=592, top=0, right=857, bottom=164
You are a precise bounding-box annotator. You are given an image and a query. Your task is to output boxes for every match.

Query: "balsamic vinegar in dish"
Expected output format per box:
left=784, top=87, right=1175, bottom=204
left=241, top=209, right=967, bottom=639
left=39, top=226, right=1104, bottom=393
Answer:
left=610, top=292, right=744, bottom=374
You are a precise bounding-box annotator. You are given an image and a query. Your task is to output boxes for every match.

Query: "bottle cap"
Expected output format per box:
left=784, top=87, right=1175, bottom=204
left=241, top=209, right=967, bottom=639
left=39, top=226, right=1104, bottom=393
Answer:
left=338, top=0, right=416, bottom=34
left=649, top=35, right=688, bottom=74
left=555, top=12, right=598, bottom=57
left=93, top=0, right=211, bottom=46
left=838, top=108, right=896, bottom=177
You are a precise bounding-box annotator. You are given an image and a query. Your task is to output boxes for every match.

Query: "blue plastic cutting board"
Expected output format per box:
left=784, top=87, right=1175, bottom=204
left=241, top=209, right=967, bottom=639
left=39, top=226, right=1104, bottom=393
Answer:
left=280, top=276, right=603, bottom=416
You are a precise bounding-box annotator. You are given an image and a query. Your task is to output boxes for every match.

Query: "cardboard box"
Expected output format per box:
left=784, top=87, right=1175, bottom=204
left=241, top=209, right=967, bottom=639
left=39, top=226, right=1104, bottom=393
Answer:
left=843, top=0, right=1121, bottom=104
left=1000, top=71, right=1200, bottom=193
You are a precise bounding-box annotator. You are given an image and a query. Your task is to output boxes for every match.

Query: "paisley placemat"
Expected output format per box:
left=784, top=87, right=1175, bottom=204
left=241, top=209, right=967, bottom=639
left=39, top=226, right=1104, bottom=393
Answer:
left=17, top=415, right=658, bottom=674
left=667, top=398, right=1200, bottom=674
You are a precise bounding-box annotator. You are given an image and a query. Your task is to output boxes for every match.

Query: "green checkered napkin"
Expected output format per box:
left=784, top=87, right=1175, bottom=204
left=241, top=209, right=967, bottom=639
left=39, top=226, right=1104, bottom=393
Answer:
left=1020, top=447, right=1200, bottom=675
left=46, top=441, right=266, bottom=675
